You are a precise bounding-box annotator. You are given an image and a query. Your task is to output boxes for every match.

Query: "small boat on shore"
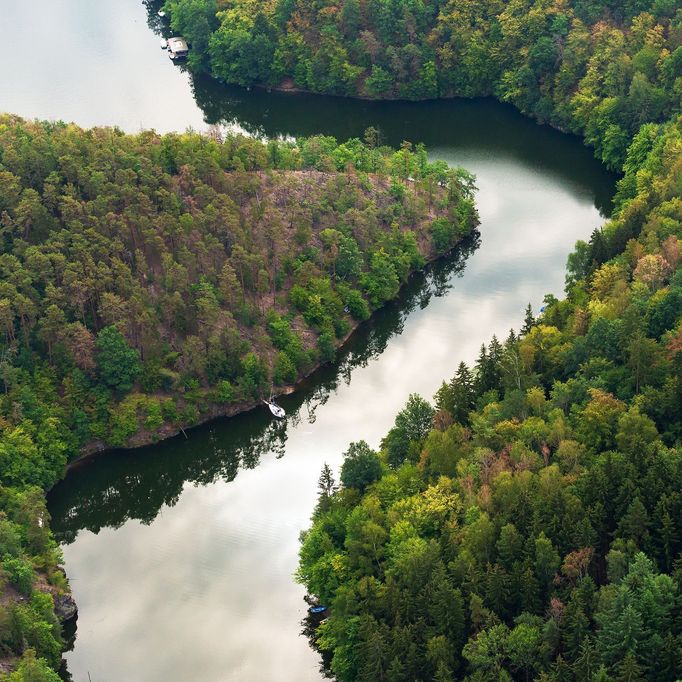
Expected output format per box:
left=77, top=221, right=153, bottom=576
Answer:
left=160, top=38, right=167, bottom=49
left=166, top=36, right=189, bottom=60
left=263, top=400, right=285, bottom=419
left=308, top=605, right=328, bottom=615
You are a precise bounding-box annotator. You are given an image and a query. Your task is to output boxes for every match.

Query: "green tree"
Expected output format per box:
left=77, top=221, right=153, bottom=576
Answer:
left=95, top=326, right=141, bottom=392
left=534, top=532, right=561, bottom=593
left=507, top=623, right=542, bottom=681
left=462, top=624, right=510, bottom=677
left=340, top=0, right=361, bottom=39
left=209, top=16, right=276, bottom=86
left=6, top=649, right=62, bottom=682
left=340, top=441, right=383, bottom=493
left=362, top=249, right=400, bottom=306
left=382, top=393, right=434, bottom=468
left=167, top=0, right=218, bottom=71
left=365, top=66, right=393, bottom=97
left=318, top=463, right=336, bottom=499
left=596, top=554, right=677, bottom=673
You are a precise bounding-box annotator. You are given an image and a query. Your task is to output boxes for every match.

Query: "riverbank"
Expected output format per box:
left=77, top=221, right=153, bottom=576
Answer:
left=165, top=0, right=679, bottom=175
left=71, top=232, right=478, bottom=468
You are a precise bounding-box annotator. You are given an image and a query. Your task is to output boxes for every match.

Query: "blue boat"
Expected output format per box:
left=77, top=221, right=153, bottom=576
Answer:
left=308, top=605, right=327, bottom=614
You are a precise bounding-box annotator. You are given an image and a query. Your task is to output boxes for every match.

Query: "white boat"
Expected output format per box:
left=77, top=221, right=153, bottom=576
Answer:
left=160, top=38, right=167, bottom=49
left=166, top=36, right=189, bottom=60
left=264, top=400, right=285, bottom=419
left=158, top=10, right=166, bottom=17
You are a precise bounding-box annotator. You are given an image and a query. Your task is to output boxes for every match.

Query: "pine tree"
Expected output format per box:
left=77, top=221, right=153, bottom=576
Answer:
left=656, top=633, right=682, bottom=681
left=386, top=656, right=406, bottom=682
left=589, top=228, right=609, bottom=268
left=552, top=655, right=573, bottom=682
left=317, top=463, right=336, bottom=512
left=614, top=652, right=644, bottom=682
left=597, top=604, right=644, bottom=670
left=485, top=563, right=510, bottom=617
left=591, top=665, right=613, bottom=682
left=488, top=335, right=503, bottom=365
left=617, top=498, right=650, bottom=550
left=357, top=618, right=390, bottom=682
left=435, top=362, right=476, bottom=424
left=434, top=380, right=455, bottom=415
left=505, top=328, right=518, bottom=348
left=434, top=661, right=453, bottom=681
left=428, top=568, right=465, bottom=651
left=572, top=637, right=599, bottom=680
left=475, top=344, right=501, bottom=395
left=521, top=303, right=535, bottom=335
left=475, top=344, right=488, bottom=382
left=496, top=523, right=523, bottom=571
left=561, top=603, right=590, bottom=662
left=451, top=362, right=476, bottom=424
left=652, top=503, right=677, bottom=571
left=518, top=564, right=541, bottom=615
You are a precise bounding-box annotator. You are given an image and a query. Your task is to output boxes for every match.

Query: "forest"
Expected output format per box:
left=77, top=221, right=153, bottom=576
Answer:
left=298, top=114, right=682, bottom=680
left=0, top=0, right=680, bottom=677
left=164, top=0, right=682, bottom=169
left=0, top=117, right=476, bottom=677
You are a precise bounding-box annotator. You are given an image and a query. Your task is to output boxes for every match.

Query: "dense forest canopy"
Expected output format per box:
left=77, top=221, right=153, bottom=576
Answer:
left=297, top=113, right=682, bottom=680
left=164, top=0, right=682, bottom=169
left=299, top=114, right=682, bottom=681
left=0, top=116, right=477, bottom=677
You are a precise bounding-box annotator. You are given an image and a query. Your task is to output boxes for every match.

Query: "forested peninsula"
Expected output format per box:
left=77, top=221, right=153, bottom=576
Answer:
left=0, top=117, right=476, bottom=677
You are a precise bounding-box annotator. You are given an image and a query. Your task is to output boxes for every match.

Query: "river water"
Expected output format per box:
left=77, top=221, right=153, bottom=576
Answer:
left=1, top=1, right=616, bottom=680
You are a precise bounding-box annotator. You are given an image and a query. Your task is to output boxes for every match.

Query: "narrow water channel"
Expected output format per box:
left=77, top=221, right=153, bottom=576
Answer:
left=1, top=1, right=617, bottom=680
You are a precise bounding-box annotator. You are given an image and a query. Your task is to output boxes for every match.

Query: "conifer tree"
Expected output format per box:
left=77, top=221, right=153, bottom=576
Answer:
left=521, top=304, right=535, bottom=336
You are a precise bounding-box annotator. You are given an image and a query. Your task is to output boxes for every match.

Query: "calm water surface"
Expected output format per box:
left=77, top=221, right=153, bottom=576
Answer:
left=2, top=1, right=616, bottom=680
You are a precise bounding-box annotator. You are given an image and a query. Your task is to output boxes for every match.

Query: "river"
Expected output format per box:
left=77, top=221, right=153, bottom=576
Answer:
left=1, top=1, right=616, bottom=680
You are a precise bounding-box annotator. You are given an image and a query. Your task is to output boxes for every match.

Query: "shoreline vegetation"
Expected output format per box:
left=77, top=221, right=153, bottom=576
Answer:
left=68, top=239, right=469, bottom=470
left=71, top=239, right=470, bottom=466
left=0, top=116, right=478, bottom=677
left=160, top=0, right=681, bottom=171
